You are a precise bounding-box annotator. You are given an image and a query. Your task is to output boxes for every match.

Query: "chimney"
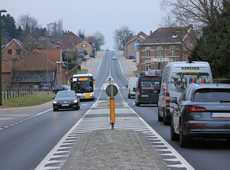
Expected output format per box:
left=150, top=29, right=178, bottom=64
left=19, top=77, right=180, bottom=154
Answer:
left=150, top=30, right=152, bottom=35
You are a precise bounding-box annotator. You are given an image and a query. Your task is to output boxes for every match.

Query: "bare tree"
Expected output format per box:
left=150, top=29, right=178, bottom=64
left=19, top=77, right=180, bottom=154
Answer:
left=93, top=31, right=105, bottom=50
left=57, top=19, right=63, bottom=34
left=160, top=0, right=224, bottom=58
left=113, top=26, right=134, bottom=50
left=161, top=0, right=223, bottom=32
left=17, top=14, right=40, bottom=37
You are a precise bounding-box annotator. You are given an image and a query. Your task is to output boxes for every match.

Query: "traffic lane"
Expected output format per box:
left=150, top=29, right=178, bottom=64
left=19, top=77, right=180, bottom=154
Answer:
left=0, top=102, right=93, bottom=170
left=0, top=102, right=53, bottom=128
left=133, top=105, right=230, bottom=170
left=111, top=58, right=128, bottom=87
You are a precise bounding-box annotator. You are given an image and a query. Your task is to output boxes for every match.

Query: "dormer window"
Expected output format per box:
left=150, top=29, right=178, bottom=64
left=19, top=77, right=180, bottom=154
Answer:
left=172, top=35, right=178, bottom=38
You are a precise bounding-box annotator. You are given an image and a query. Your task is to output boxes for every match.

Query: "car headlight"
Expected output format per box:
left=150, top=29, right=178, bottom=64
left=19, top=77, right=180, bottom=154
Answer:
left=53, top=101, right=59, bottom=104
left=72, top=100, right=78, bottom=103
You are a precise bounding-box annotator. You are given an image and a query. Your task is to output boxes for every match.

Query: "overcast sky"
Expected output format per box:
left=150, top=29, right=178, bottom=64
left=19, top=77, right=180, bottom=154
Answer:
left=2, top=0, right=163, bottom=50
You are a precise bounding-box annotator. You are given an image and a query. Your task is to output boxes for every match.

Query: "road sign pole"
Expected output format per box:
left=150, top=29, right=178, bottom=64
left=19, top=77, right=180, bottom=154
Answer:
left=110, top=98, right=115, bottom=130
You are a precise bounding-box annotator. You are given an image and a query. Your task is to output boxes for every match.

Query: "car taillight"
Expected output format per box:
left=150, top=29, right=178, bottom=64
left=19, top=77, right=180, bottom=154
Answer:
left=129, top=88, right=130, bottom=92
left=137, top=88, right=140, bottom=96
left=166, top=92, right=170, bottom=107
left=186, top=106, right=206, bottom=113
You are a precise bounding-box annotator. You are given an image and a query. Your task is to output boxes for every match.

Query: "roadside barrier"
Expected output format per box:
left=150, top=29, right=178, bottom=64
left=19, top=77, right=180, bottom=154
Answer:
left=3, top=88, right=34, bottom=99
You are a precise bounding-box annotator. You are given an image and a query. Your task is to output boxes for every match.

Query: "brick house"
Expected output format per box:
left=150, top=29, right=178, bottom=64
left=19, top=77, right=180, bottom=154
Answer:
left=62, top=32, right=81, bottom=49
left=137, top=25, right=194, bottom=75
left=124, top=31, right=148, bottom=59
left=1, top=39, right=28, bottom=63
left=11, top=49, right=66, bottom=89
left=74, top=39, right=94, bottom=57
left=2, top=58, right=13, bottom=90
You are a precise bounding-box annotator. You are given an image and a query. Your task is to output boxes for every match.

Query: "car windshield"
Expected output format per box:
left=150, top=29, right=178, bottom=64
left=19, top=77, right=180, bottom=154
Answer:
left=56, top=91, right=75, bottom=98
left=170, top=72, right=211, bottom=94
left=194, top=89, right=230, bottom=102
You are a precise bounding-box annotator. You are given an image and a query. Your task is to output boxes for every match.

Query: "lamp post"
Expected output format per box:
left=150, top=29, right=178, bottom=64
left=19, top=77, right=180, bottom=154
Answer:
left=156, top=39, right=162, bottom=76
left=0, top=9, right=7, bottom=106
left=177, top=28, right=183, bottom=61
left=66, top=42, right=70, bottom=84
left=46, top=35, right=51, bottom=95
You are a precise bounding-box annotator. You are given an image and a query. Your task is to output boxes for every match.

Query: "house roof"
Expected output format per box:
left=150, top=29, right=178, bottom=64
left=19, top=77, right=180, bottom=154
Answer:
left=38, top=49, right=62, bottom=62
left=2, top=39, right=28, bottom=54
left=140, top=26, right=192, bottom=45
left=125, top=31, right=147, bottom=47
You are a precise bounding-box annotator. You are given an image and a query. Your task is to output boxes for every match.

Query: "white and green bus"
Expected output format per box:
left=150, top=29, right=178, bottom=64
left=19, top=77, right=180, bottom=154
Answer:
left=70, top=74, right=95, bottom=100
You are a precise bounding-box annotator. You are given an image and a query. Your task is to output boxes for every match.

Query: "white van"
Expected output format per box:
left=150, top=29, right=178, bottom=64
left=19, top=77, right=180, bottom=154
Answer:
left=158, top=61, right=213, bottom=125
left=127, top=77, right=138, bottom=98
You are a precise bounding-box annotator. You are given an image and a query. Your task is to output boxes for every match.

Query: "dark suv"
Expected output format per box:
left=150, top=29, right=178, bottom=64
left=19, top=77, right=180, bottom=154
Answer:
left=53, top=85, right=70, bottom=94
left=170, top=83, right=230, bottom=147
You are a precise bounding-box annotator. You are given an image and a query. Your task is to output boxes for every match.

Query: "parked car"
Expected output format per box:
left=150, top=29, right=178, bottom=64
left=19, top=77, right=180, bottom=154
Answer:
left=53, top=85, right=70, bottom=94
left=170, top=83, right=230, bottom=147
left=52, top=90, right=80, bottom=111
left=112, top=55, right=117, bottom=60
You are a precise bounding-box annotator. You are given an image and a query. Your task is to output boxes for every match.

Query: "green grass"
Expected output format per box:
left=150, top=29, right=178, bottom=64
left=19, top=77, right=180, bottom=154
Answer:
left=1, top=94, right=54, bottom=108
left=1, top=69, right=89, bottom=108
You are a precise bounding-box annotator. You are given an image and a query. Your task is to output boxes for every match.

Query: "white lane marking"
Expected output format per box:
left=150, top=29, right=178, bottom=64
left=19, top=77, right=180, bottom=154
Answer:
left=0, top=109, right=53, bottom=131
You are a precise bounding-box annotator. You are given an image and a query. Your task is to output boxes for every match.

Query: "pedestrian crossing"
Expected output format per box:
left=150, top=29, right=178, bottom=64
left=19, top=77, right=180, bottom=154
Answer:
left=37, top=100, right=194, bottom=170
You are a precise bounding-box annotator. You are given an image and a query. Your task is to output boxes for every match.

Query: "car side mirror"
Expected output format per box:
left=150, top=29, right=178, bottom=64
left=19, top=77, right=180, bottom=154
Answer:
left=52, top=96, right=55, bottom=99
left=170, top=97, right=178, bottom=104
left=126, top=84, right=128, bottom=88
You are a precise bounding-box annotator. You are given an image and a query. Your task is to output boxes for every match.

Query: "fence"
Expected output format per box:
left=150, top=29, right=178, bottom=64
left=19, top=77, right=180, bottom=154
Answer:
left=3, top=88, right=34, bottom=99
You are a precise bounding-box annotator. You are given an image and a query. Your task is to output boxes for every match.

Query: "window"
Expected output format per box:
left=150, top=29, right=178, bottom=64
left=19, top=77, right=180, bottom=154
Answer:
left=8, top=49, right=12, bottom=54
left=146, top=50, right=150, bottom=58
left=170, top=48, right=175, bottom=57
left=16, top=49, right=21, bottom=55
left=145, top=63, right=151, bottom=71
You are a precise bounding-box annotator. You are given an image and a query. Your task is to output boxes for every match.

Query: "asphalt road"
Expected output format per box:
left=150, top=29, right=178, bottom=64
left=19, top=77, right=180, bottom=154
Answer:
left=1, top=51, right=230, bottom=170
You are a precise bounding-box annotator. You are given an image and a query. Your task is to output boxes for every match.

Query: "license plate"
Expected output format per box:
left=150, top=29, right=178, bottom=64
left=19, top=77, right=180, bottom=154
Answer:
left=211, top=113, right=230, bottom=118
left=62, top=104, right=69, bottom=106
left=142, top=95, right=148, bottom=97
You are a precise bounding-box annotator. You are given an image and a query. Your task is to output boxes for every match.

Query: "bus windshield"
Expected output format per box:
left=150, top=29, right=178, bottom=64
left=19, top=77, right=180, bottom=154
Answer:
left=70, top=76, right=94, bottom=93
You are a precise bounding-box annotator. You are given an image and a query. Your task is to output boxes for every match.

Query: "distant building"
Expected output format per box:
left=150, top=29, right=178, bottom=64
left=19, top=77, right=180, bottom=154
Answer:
left=137, top=25, right=195, bottom=75
left=62, top=32, right=81, bottom=49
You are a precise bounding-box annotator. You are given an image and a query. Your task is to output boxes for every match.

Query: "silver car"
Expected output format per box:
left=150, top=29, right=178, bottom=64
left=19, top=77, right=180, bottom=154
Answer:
left=170, top=83, right=230, bottom=147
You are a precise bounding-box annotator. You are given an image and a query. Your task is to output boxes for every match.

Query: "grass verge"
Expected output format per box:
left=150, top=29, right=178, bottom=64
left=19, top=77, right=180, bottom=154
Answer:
left=1, top=94, right=54, bottom=108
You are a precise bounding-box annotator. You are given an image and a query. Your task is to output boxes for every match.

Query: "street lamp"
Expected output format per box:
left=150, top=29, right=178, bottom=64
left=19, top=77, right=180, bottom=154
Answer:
left=66, top=42, right=70, bottom=84
left=156, top=39, right=162, bottom=76
left=46, top=35, right=51, bottom=95
left=0, top=9, right=7, bottom=106
left=177, top=28, right=183, bottom=61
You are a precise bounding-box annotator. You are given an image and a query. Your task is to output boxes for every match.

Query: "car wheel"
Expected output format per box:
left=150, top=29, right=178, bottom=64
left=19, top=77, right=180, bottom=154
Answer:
left=179, top=122, right=191, bottom=147
left=128, top=94, right=131, bottom=98
left=163, top=109, right=169, bottom=125
left=136, top=102, right=140, bottom=106
left=158, top=108, right=163, bottom=122
left=170, top=120, right=179, bottom=141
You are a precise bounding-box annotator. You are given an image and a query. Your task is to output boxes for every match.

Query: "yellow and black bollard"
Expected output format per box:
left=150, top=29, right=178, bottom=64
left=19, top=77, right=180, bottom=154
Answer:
left=110, top=98, right=115, bottom=130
